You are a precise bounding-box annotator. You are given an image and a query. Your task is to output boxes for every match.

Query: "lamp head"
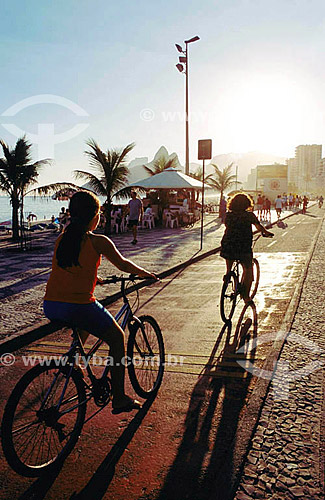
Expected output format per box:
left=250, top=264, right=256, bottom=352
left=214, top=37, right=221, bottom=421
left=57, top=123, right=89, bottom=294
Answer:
left=175, top=43, right=184, bottom=53
left=185, top=35, right=200, bottom=44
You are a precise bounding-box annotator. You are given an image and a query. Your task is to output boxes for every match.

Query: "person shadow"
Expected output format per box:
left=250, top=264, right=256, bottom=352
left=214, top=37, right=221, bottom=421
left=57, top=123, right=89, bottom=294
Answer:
left=158, top=301, right=258, bottom=500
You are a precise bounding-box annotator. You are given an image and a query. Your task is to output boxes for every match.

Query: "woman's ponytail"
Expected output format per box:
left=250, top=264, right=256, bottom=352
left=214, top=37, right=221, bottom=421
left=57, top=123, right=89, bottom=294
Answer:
left=56, top=191, right=100, bottom=269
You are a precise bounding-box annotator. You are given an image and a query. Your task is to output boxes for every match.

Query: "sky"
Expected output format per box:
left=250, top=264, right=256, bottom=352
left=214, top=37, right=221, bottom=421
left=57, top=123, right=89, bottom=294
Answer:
left=1, top=0, right=325, bottom=185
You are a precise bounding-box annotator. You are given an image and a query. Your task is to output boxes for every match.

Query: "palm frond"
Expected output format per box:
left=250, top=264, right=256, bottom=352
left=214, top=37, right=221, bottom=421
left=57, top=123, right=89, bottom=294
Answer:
left=143, top=164, right=156, bottom=176
left=73, top=170, right=107, bottom=196
left=14, top=136, right=32, bottom=165
left=113, top=142, right=135, bottom=167
left=0, top=171, right=13, bottom=195
left=26, top=182, right=81, bottom=198
left=115, top=185, right=147, bottom=200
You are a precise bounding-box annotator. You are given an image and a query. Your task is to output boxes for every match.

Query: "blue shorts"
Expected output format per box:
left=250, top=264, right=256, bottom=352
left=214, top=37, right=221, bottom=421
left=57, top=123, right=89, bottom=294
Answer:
left=128, top=219, right=139, bottom=227
left=43, top=300, right=114, bottom=337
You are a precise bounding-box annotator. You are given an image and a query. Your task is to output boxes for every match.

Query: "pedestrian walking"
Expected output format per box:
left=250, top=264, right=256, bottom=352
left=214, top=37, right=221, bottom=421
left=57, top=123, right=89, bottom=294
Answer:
left=264, top=198, right=271, bottom=222
left=127, top=191, right=143, bottom=245
left=256, top=193, right=263, bottom=220
left=275, top=195, right=282, bottom=218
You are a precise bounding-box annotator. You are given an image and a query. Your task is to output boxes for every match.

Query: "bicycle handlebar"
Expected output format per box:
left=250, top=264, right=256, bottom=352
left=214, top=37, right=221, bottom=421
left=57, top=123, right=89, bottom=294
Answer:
left=100, top=274, right=157, bottom=285
left=262, top=232, right=274, bottom=238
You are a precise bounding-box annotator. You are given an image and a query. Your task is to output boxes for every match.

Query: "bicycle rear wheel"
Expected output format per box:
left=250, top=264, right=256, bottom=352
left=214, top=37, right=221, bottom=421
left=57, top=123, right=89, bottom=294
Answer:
left=1, top=361, right=86, bottom=477
left=220, top=271, right=238, bottom=323
left=127, top=315, right=165, bottom=398
left=250, top=258, right=260, bottom=299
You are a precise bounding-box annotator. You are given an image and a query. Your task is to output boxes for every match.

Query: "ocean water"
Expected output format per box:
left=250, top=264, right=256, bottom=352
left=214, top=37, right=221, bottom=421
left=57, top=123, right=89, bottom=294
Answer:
left=0, top=191, right=220, bottom=224
left=0, top=196, right=70, bottom=223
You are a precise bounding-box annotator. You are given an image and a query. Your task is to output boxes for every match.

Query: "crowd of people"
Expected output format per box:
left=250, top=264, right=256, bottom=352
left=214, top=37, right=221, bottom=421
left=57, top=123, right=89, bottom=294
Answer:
left=217, top=192, right=312, bottom=224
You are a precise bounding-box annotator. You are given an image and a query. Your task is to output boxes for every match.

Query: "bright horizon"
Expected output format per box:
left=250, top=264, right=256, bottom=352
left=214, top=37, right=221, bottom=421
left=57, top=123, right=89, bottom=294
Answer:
left=1, top=0, right=325, bottom=186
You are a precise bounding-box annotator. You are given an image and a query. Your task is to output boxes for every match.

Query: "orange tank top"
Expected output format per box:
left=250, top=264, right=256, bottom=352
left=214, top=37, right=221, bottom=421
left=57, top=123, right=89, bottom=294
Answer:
left=44, top=233, right=101, bottom=304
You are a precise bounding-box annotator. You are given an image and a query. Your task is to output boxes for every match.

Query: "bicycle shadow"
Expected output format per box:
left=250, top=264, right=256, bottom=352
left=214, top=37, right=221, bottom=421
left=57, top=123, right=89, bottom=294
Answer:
left=17, top=462, right=65, bottom=500
left=16, top=394, right=155, bottom=500
left=69, top=396, right=155, bottom=500
left=157, top=302, right=258, bottom=500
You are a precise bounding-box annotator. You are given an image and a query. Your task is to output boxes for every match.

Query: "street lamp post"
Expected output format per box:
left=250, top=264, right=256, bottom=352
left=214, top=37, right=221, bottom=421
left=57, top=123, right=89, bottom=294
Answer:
left=175, top=36, right=200, bottom=175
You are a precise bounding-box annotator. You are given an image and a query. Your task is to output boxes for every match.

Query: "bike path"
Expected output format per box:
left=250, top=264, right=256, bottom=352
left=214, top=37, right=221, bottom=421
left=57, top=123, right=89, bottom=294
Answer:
left=0, top=208, right=299, bottom=348
left=0, top=205, right=323, bottom=500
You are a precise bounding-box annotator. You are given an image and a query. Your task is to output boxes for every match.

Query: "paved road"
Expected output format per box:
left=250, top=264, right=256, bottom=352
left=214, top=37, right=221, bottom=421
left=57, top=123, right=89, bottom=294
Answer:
left=0, top=206, right=323, bottom=499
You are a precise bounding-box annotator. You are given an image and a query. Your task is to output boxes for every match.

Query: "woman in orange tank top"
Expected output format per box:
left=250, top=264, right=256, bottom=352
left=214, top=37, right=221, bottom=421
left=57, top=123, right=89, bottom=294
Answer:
left=44, top=191, right=157, bottom=413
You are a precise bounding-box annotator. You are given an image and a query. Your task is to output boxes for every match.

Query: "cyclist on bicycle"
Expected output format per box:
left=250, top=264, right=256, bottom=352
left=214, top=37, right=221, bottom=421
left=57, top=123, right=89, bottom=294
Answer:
left=43, top=191, right=157, bottom=413
left=220, top=193, right=273, bottom=303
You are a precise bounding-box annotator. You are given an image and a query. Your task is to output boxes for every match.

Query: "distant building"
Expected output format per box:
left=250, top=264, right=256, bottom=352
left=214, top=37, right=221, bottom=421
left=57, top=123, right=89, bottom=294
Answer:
left=244, top=167, right=257, bottom=191
left=295, top=144, right=322, bottom=192
left=256, top=164, right=288, bottom=202
left=317, top=158, right=325, bottom=190
left=287, top=157, right=298, bottom=190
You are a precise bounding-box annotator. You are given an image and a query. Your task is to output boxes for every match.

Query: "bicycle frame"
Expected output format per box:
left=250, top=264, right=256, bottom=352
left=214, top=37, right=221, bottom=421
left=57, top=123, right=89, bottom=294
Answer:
left=41, top=277, right=139, bottom=416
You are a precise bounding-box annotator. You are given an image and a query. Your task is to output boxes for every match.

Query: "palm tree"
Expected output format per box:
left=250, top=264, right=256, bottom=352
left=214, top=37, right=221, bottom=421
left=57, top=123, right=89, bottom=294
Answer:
left=143, top=153, right=179, bottom=176
left=141, top=153, right=180, bottom=218
left=190, top=167, right=212, bottom=201
left=0, top=137, right=50, bottom=240
left=207, top=163, right=237, bottom=216
left=74, top=139, right=134, bottom=234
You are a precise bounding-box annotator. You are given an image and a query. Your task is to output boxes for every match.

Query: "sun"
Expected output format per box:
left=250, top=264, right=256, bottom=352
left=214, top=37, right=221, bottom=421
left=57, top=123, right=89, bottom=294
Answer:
left=213, top=74, right=309, bottom=155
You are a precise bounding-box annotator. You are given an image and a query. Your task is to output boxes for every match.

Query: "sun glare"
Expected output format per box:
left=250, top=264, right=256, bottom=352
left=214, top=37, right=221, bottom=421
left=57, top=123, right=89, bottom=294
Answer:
left=213, top=74, right=310, bottom=154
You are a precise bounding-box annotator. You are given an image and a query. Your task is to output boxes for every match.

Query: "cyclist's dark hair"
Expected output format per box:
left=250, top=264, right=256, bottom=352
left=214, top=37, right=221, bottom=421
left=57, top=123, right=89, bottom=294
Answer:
left=227, top=193, right=254, bottom=212
left=56, top=191, right=100, bottom=268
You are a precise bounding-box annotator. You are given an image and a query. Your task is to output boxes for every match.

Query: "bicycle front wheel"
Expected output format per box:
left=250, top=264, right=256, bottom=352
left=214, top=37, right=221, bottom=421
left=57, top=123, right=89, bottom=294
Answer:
left=220, top=271, right=238, bottom=323
left=250, top=258, right=260, bottom=300
left=127, top=315, right=165, bottom=398
left=1, top=361, right=86, bottom=477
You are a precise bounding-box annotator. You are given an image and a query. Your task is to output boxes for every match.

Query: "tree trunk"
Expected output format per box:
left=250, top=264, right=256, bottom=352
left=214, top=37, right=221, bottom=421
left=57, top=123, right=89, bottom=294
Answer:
left=218, top=190, right=224, bottom=218
left=11, top=193, right=19, bottom=240
left=104, top=201, right=112, bottom=235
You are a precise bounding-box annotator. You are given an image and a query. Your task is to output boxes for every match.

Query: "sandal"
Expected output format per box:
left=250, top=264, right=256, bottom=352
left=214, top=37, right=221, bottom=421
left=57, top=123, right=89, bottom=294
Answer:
left=112, top=398, right=141, bottom=414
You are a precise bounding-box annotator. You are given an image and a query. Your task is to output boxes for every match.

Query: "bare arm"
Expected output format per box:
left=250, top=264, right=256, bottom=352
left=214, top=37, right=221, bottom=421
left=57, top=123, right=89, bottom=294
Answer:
left=91, top=234, right=157, bottom=278
left=254, top=222, right=273, bottom=237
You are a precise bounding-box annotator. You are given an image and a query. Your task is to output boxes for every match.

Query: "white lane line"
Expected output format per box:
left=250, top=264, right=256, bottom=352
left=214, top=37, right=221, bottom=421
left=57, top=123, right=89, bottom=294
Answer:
left=282, top=231, right=288, bottom=237
left=291, top=225, right=296, bottom=229
left=268, top=240, right=276, bottom=247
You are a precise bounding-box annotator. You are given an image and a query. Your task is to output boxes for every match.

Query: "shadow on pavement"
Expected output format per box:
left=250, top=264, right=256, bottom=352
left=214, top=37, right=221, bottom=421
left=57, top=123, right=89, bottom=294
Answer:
left=158, top=302, right=258, bottom=500
left=18, top=462, right=65, bottom=500
left=16, top=390, right=156, bottom=500
left=69, top=396, right=156, bottom=500
left=0, top=269, right=51, bottom=300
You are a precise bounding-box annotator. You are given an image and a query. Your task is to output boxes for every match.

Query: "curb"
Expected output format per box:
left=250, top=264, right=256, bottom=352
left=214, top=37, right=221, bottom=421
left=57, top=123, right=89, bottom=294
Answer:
left=210, top=208, right=324, bottom=500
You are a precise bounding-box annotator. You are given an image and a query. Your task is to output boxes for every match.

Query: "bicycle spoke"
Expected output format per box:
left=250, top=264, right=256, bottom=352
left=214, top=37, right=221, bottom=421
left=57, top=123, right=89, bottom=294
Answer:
left=2, top=361, right=86, bottom=475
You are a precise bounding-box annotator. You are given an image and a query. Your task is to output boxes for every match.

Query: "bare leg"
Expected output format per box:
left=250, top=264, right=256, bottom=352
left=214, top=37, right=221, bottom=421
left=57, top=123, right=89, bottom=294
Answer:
left=226, top=259, right=234, bottom=275
left=241, top=264, right=253, bottom=302
left=97, top=319, right=134, bottom=406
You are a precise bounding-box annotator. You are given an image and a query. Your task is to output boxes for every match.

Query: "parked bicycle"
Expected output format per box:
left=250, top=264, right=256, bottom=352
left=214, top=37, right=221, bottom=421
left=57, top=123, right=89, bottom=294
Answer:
left=1, top=275, right=165, bottom=477
left=220, top=233, right=273, bottom=323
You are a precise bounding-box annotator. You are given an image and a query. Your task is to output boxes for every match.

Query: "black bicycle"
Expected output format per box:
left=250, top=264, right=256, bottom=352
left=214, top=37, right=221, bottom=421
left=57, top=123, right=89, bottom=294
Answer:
left=1, top=275, right=164, bottom=477
left=220, top=233, right=273, bottom=323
